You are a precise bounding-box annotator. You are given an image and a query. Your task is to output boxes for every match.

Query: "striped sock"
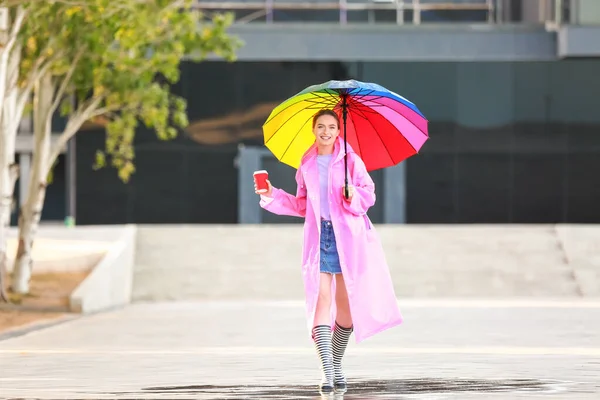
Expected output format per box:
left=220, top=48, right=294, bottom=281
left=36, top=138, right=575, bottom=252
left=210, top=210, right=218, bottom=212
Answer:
left=332, top=321, right=353, bottom=387
left=312, top=325, right=334, bottom=389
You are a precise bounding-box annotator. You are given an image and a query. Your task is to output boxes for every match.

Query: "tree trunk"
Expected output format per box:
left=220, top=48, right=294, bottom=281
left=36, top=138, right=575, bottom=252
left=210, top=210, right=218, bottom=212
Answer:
left=0, top=86, right=10, bottom=302
left=0, top=148, right=15, bottom=303
left=0, top=7, right=27, bottom=299
left=0, top=44, right=22, bottom=302
left=0, top=8, right=11, bottom=301
left=0, top=164, right=18, bottom=302
left=11, top=74, right=53, bottom=295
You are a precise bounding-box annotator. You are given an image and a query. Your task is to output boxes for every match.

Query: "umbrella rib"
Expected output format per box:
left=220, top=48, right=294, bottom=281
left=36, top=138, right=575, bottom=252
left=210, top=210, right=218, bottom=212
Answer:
left=279, top=114, right=314, bottom=162
left=364, top=102, right=419, bottom=156
left=356, top=105, right=397, bottom=166
left=349, top=104, right=381, bottom=116
left=304, top=92, right=340, bottom=108
left=264, top=82, right=425, bottom=171
left=354, top=89, right=424, bottom=116
left=276, top=91, right=340, bottom=161
left=306, top=90, right=340, bottom=107
left=354, top=95, right=388, bottom=106
left=348, top=101, right=377, bottom=120
left=306, top=100, right=339, bottom=109
left=350, top=89, right=377, bottom=102
left=265, top=104, right=317, bottom=146
left=353, top=97, right=428, bottom=137
left=346, top=101, right=365, bottom=162
left=304, top=98, right=338, bottom=107
left=356, top=91, right=426, bottom=118
left=266, top=95, right=341, bottom=146
left=264, top=95, right=333, bottom=126
left=304, top=103, right=338, bottom=109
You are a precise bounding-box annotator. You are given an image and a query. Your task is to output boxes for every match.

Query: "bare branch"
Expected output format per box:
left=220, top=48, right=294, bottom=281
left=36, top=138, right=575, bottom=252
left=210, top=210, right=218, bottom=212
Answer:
left=5, top=44, right=21, bottom=90
left=88, top=103, right=122, bottom=119
left=0, top=6, right=27, bottom=94
left=48, top=96, right=104, bottom=165
left=15, top=50, right=64, bottom=121
left=48, top=50, right=83, bottom=116
left=88, top=107, right=110, bottom=119
left=3, top=6, right=28, bottom=54
left=89, top=98, right=144, bottom=120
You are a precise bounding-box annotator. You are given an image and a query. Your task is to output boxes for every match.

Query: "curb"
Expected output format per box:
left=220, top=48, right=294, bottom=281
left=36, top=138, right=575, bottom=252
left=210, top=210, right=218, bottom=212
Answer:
left=0, top=303, right=70, bottom=312
left=0, top=313, right=79, bottom=342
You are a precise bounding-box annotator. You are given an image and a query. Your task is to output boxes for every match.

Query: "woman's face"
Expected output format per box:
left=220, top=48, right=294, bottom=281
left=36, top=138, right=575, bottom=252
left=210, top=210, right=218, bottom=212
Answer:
left=312, top=114, right=340, bottom=147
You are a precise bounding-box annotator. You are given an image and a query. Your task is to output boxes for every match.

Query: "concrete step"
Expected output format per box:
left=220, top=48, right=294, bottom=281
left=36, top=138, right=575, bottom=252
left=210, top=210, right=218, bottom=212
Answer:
left=132, top=224, right=600, bottom=301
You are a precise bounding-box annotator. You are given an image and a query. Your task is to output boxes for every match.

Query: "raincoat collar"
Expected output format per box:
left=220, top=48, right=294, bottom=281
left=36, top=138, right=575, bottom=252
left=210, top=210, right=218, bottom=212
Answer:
left=300, top=136, right=354, bottom=168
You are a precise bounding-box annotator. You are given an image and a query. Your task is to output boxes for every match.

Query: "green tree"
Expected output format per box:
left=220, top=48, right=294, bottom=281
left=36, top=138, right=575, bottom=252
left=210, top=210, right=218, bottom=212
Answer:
left=0, top=2, right=67, bottom=301
left=10, top=0, right=240, bottom=294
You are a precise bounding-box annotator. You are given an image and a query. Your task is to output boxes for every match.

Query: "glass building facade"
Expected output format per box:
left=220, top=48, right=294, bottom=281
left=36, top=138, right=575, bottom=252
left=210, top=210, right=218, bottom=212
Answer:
left=34, top=59, right=600, bottom=225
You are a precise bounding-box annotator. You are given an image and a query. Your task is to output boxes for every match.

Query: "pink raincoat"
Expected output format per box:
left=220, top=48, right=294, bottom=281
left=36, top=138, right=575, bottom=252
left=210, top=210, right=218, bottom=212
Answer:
left=260, top=137, right=403, bottom=343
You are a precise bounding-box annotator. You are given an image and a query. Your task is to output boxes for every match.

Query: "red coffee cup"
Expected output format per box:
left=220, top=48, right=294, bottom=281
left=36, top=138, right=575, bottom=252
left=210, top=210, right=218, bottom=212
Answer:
left=253, top=170, right=269, bottom=193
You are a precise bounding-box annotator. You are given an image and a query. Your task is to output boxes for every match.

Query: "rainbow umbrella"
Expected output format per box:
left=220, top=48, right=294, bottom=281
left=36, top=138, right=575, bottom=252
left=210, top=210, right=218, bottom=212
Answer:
left=263, top=79, right=429, bottom=196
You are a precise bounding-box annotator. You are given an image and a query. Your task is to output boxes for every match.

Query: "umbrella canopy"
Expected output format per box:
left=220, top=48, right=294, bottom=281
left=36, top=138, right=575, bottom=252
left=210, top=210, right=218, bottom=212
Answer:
left=263, top=79, right=429, bottom=172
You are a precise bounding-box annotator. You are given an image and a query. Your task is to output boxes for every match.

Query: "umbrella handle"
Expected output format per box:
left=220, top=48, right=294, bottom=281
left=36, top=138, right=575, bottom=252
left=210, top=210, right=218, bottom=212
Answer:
left=342, top=95, right=349, bottom=200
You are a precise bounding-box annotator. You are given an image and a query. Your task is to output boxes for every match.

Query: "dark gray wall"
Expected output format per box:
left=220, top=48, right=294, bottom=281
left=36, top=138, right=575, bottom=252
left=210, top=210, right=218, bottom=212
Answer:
left=394, top=60, right=600, bottom=223
left=72, top=59, right=600, bottom=225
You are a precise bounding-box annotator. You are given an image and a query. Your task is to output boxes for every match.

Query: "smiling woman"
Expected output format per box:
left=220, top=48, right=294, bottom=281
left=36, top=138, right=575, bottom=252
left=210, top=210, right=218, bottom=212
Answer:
left=256, top=105, right=403, bottom=394
left=312, top=109, right=340, bottom=151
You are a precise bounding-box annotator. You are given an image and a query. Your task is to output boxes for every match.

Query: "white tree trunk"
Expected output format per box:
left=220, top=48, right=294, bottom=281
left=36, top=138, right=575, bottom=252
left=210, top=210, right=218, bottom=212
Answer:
left=0, top=44, right=11, bottom=301
left=11, top=73, right=53, bottom=295
left=0, top=81, right=19, bottom=299
left=0, top=163, right=18, bottom=301
left=0, top=9, right=26, bottom=301
left=0, top=119, right=16, bottom=301
left=0, top=6, right=27, bottom=118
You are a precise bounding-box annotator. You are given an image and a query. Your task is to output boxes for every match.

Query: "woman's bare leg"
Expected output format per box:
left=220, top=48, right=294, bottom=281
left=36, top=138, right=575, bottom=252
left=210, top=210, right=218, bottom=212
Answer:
left=334, top=274, right=352, bottom=328
left=314, top=272, right=333, bottom=326
left=332, top=273, right=353, bottom=391
left=312, top=272, right=334, bottom=393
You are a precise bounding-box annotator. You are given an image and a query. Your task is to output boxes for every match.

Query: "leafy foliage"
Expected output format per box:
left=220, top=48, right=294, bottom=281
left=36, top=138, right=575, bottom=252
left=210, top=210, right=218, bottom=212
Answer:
left=18, top=0, right=241, bottom=182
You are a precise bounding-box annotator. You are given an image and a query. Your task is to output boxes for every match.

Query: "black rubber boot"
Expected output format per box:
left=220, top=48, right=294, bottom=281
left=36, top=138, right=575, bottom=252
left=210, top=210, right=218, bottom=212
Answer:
left=332, top=321, right=353, bottom=393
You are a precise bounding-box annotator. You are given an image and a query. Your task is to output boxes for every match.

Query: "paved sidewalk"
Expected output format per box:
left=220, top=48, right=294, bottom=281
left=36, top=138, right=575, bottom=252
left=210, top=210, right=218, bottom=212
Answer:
left=1, top=299, right=600, bottom=399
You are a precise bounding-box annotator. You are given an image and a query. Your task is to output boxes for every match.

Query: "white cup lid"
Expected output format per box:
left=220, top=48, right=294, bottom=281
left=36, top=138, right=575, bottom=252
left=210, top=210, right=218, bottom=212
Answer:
left=253, top=170, right=268, bottom=175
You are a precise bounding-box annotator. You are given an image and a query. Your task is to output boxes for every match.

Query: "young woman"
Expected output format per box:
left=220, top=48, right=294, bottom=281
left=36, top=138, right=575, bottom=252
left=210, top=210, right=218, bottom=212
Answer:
left=255, top=109, right=402, bottom=394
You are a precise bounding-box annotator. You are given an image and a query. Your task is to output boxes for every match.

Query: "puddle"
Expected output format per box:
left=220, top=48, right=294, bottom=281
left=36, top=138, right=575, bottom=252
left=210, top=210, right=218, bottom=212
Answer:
left=140, top=378, right=565, bottom=399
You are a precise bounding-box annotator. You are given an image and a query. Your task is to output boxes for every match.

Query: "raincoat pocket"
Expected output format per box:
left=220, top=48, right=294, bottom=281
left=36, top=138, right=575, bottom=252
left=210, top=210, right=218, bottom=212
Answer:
left=363, top=215, right=377, bottom=242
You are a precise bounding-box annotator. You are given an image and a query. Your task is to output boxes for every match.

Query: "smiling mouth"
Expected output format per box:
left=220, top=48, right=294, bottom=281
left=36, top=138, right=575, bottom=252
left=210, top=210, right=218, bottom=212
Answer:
left=320, top=135, right=332, bottom=140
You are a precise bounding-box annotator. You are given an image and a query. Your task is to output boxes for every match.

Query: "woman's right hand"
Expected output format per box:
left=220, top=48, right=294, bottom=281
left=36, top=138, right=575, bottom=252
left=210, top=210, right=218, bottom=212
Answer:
left=255, top=179, right=273, bottom=197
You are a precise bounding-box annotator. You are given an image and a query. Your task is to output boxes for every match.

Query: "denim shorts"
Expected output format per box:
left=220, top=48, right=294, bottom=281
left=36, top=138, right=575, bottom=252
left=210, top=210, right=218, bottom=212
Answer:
left=320, top=220, right=342, bottom=274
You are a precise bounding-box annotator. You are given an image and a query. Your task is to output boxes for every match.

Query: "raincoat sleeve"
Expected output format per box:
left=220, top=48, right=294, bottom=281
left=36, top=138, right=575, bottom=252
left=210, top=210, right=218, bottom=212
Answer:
left=342, top=153, right=376, bottom=216
left=259, top=168, right=307, bottom=218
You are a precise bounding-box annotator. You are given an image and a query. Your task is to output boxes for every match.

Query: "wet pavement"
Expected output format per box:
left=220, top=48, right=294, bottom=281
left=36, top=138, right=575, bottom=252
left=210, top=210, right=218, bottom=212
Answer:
left=1, top=300, right=599, bottom=399
left=138, top=378, right=565, bottom=398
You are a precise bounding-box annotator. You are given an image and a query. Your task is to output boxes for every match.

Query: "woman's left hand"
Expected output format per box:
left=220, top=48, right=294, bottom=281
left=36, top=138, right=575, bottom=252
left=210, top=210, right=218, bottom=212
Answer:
left=343, top=185, right=354, bottom=201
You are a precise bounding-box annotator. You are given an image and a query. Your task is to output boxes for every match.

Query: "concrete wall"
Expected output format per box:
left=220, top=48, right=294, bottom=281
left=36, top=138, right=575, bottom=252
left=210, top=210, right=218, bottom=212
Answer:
left=132, top=224, right=600, bottom=301
left=6, top=224, right=137, bottom=314
left=6, top=225, right=121, bottom=273
left=223, top=24, right=556, bottom=62
left=69, top=225, right=137, bottom=313
left=574, top=0, right=600, bottom=24
left=558, top=26, right=600, bottom=57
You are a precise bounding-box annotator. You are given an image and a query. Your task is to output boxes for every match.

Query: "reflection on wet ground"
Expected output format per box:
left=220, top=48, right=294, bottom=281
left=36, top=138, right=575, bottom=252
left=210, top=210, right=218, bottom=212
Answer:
left=139, top=378, right=565, bottom=399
